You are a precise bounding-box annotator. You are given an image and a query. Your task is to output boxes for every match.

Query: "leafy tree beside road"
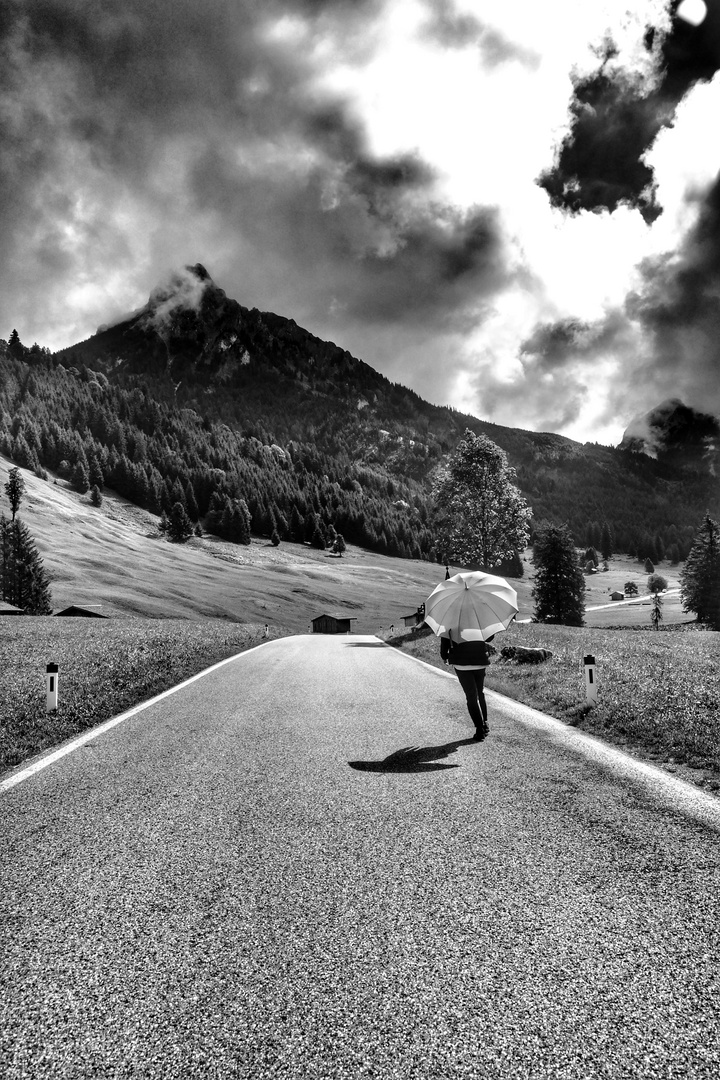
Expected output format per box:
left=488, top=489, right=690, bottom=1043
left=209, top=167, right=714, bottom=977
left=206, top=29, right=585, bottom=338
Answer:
left=433, top=429, right=531, bottom=570
left=532, top=521, right=585, bottom=626
left=681, top=514, right=720, bottom=630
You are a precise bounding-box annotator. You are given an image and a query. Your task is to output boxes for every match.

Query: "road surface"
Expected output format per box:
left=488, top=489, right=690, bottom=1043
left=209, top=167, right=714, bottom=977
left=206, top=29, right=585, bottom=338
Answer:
left=3, top=634, right=720, bottom=1078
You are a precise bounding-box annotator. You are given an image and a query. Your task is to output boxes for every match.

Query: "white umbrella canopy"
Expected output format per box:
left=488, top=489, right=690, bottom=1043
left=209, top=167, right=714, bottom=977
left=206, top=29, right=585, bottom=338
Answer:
left=424, top=571, right=518, bottom=641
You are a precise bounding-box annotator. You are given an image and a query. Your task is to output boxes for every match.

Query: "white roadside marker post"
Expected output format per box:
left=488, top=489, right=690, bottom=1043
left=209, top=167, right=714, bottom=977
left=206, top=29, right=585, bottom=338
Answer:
left=583, top=654, right=597, bottom=705
left=46, top=663, right=59, bottom=712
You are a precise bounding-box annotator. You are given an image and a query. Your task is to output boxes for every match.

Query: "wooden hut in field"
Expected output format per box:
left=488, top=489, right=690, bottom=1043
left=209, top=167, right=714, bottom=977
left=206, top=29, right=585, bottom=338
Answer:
left=610, top=591, right=624, bottom=601
left=0, top=602, right=24, bottom=615
left=54, top=604, right=109, bottom=618
left=401, top=611, right=421, bottom=627
left=311, top=613, right=357, bottom=634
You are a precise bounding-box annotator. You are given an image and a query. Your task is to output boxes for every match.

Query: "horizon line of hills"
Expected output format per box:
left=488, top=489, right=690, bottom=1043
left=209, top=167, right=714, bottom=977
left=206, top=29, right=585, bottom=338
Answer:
left=1, top=263, right=719, bottom=567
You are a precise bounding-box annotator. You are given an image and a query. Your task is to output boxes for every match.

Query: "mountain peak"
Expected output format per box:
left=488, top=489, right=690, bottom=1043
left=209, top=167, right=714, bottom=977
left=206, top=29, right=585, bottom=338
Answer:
left=620, top=398, right=720, bottom=464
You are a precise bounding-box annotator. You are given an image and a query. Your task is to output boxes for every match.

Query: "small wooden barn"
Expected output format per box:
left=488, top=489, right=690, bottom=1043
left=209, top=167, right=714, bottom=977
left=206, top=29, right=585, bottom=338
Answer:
left=401, top=611, right=421, bottom=627
left=54, top=605, right=109, bottom=618
left=311, top=613, right=357, bottom=634
left=0, top=602, right=24, bottom=615
left=610, top=591, right=625, bottom=601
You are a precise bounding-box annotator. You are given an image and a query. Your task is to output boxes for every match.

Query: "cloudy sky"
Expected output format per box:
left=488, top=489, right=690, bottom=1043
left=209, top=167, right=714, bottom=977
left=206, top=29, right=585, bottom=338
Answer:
left=3, top=0, right=720, bottom=444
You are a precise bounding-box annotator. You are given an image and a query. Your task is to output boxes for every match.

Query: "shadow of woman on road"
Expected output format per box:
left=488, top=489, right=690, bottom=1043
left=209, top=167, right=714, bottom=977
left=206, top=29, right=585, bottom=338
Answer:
left=348, top=737, right=476, bottom=773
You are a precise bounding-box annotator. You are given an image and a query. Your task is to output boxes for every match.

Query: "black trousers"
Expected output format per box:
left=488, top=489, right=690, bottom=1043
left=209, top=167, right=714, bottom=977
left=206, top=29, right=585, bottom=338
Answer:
left=454, top=667, right=488, bottom=729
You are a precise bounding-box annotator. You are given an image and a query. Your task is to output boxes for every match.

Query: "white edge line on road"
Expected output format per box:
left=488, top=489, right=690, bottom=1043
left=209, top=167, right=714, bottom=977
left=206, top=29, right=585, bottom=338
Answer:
left=0, top=640, right=275, bottom=796
left=385, top=639, right=720, bottom=824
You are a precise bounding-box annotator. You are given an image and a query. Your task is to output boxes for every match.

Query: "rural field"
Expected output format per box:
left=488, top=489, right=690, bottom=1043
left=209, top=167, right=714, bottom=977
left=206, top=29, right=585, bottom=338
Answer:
left=2, top=454, right=717, bottom=790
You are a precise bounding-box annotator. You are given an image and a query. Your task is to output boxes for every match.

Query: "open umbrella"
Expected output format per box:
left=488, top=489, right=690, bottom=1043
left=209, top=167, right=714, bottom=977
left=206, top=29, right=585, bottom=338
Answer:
left=424, top=571, right=518, bottom=641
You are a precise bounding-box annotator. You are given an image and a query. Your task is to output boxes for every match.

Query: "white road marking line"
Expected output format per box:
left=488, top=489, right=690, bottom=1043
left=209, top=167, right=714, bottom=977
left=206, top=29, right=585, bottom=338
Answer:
left=1, top=640, right=274, bottom=795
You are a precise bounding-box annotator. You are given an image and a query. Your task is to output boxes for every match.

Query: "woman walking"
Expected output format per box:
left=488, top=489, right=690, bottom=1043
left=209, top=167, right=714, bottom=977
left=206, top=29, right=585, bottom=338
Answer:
left=441, top=631, right=493, bottom=740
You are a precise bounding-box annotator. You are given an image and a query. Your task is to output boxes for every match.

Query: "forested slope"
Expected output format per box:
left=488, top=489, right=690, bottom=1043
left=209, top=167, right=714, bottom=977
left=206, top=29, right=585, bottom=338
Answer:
left=2, top=263, right=718, bottom=561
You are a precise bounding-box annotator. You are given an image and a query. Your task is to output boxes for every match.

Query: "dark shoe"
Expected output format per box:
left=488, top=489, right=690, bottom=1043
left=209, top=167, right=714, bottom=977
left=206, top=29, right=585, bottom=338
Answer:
left=472, top=726, right=487, bottom=741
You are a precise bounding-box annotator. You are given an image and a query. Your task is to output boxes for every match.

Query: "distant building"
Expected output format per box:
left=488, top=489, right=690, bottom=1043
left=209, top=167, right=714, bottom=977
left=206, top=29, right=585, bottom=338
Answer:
left=610, top=591, right=624, bottom=601
left=311, top=614, right=357, bottom=634
left=0, top=602, right=24, bottom=615
left=401, top=603, right=426, bottom=628
left=54, top=605, right=109, bottom=618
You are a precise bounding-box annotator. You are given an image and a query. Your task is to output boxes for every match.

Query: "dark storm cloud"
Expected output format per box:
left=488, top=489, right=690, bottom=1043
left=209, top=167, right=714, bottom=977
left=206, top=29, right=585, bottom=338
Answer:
left=622, top=170, right=720, bottom=410
left=539, top=1, right=720, bottom=221
left=519, top=310, right=631, bottom=371
left=0, top=0, right=511, bottom=352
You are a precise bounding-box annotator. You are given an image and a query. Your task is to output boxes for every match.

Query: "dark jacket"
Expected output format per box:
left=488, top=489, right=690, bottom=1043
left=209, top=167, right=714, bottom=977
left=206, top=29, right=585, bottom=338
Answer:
left=441, top=635, right=492, bottom=667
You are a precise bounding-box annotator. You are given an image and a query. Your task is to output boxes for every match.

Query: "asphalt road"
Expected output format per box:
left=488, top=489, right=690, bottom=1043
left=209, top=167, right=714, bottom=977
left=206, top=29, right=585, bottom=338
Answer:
left=3, top=634, right=720, bottom=1078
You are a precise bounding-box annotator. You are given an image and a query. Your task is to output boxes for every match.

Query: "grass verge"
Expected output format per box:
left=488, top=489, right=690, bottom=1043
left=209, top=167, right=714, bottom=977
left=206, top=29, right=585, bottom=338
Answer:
left=389, top=622, right=720, bottom=791
left=0, top=618, right=292, bottom=776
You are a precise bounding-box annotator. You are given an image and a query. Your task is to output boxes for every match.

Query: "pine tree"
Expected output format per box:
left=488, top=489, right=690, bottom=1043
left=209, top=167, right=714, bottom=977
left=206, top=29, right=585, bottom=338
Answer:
left=90, top=484, right=103, bottom=507
left=89, top=454, right=104, bottom=490
left=4, top=466, right=25, bottom=521
left=600, top=521, right=613, bottom=561
left=168, top=501, right=193, bottom=542
left=311, top=523, right=326, bottom=550
left=8, top=329, right=23, bottom=358
left=681, top=514, right=720, bottom=629
left=12, top=433, right=35, bottom=470
left=72, top=460, right=90, bottom=494
left=0, top=515, right=52, bottom=614
left=532, top=521, right=585, bottom=626
left=184, top=481, right=199, bottom=522
left=289, top=505, right=303, bottom=541
left=235, top=500, right=252, bottom=544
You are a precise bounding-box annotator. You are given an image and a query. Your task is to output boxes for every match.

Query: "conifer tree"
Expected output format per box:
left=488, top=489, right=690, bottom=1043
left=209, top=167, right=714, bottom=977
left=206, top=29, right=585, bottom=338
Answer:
left=681, top=514, right=720, bottom=629
left=4, top=466, right=25, bottom=521
left=72, top=460, right=90, bottom=494
left=532, top=521, right=585, bottom=626
left=89, top=454, right=104, bottom=490
left=233, top=499, right=252, bottom=544
left=311, top=523, right=326, bottom=550
left=0, top=515, right=52, bottom=613
left=289, top=505, right=303, bottom=541
left=184, top=481, right=199, bottom=522
left=8, top=329, right=23, bottom=358
left=168, top=501, right=193, bottom=542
